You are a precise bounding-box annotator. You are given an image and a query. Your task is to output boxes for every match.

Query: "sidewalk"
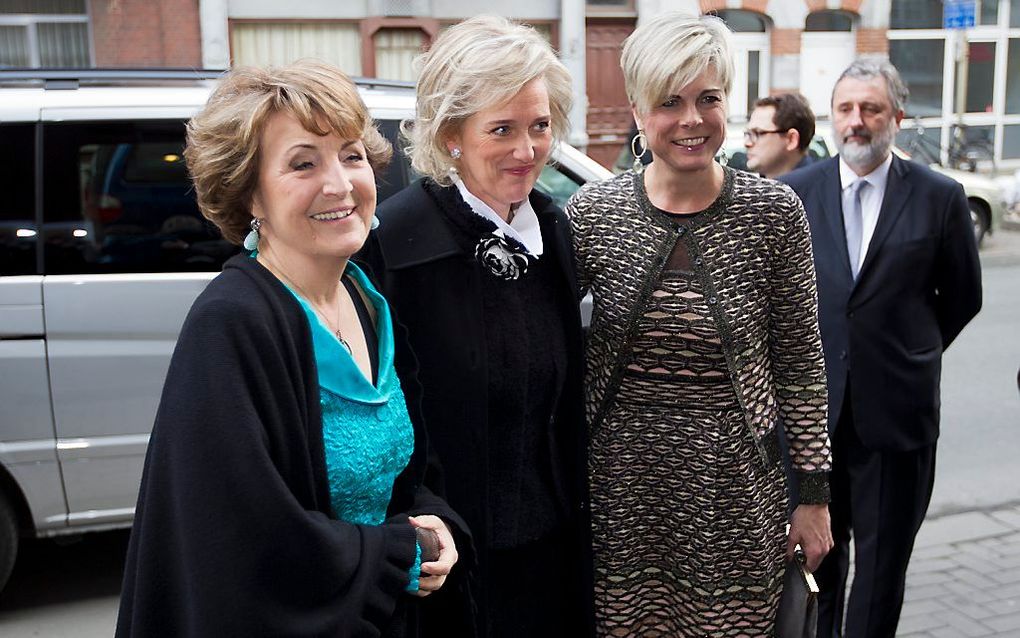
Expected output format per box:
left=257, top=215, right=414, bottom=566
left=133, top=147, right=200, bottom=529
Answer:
left=896, top=504, right=1020, bottom=637
left=982, top=225, right=1020, bottom=267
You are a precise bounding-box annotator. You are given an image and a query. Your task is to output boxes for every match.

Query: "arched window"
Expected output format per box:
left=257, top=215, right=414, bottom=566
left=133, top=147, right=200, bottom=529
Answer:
left=709, top=10, right=767, bottom=33
left=805, top=11, right=854, bottom=32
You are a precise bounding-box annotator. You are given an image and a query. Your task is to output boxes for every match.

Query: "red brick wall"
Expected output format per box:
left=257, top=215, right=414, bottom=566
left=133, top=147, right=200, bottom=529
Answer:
left=806, top=0, right=827, bottom=11
left=771, top=28, right=802, bottom=55
left=856, top=28, right=888, bottom=54
left=90, top=0, right=201, bottom=67
left=841, top=0, right=864, bottom=12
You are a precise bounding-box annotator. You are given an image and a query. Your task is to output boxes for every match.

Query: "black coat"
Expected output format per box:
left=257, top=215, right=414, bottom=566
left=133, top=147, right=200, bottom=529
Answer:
left=116, top=255, right=466, bottom=638
left=360, top=180, right=593, bottom=637
left=782, top=155, right=982, bottom=450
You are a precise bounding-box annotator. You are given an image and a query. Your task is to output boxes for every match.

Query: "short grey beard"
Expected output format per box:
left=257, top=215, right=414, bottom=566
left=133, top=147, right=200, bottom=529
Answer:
left=835, top=120, right=897, bottom=172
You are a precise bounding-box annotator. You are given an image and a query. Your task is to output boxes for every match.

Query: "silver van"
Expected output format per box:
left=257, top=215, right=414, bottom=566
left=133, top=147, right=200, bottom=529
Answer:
left=0, top=69, right=611, bottom=591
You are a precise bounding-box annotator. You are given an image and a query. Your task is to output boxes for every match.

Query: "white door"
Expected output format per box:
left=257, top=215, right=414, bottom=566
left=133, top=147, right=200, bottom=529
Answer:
left=800, top=32, right=856, bottom=116
left=730, top=33, right=771, bottom=121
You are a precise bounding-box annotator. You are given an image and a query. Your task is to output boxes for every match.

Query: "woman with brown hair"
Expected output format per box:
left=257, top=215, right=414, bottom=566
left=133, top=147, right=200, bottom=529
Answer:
left=117, top=61, right=464, bottom=637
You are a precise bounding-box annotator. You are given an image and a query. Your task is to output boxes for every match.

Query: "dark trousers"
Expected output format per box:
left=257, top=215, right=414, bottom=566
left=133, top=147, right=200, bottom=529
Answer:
left=485, top=525, right=583, bottom=638
left=816, top=391, right=937, bottom=638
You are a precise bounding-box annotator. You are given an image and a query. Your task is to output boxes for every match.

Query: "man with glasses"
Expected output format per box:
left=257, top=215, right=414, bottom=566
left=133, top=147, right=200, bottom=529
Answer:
left=744, top=92, right=815, bottom=178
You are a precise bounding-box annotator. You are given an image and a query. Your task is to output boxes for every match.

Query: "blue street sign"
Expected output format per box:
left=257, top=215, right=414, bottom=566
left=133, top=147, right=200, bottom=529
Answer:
left=944, top=0, right=976, bottom=29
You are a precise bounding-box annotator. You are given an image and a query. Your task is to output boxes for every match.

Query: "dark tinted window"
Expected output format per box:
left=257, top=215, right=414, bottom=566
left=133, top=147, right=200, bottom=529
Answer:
left=709, top=10, right=767, bottom=32
left=890, top=0, right=943, bottom=29
left=375, top=118, right=414, bottom=203
left=805, top=11, right=853, bottom=31
left=536, top=165, right=584, bottom=209
left=0, top=123, right=38, bottom=276
left=42, top=120, right=236, bottom=275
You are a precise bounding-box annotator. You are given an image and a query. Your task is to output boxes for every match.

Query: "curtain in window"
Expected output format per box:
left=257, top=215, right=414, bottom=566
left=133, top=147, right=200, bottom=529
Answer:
left=38, top=22, right=88, bottom=67
left=373, top=28, right=423, bottom=81
left=231, top=22, right=361, bottom=76
left=0, top=25, right=28, bottom=67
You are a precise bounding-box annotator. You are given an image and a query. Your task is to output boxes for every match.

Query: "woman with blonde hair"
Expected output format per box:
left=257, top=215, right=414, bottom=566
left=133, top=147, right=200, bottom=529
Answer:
left=566, top=13, right=833, bottom=635
left=362, top=15, right=593, bottom=638
left=117, top=61, right=464, bottom=637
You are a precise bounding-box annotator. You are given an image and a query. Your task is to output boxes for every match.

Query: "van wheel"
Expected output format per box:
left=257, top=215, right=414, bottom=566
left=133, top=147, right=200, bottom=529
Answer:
left=0, top=493, right=18, bottom=593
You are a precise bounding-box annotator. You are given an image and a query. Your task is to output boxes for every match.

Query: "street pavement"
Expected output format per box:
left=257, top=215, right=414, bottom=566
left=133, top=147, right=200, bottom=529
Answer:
left=891, top=228, right=1020, bottom=637
left=897, top=506, right=1020, bottom=637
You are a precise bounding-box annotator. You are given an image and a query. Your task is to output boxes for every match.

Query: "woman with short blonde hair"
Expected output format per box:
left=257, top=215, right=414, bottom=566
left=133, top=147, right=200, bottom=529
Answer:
left=403, top=15, right=572, bottom=185
left=566, top=12, right=833, bottom=635
left=362, top=15, right=594, bottom=638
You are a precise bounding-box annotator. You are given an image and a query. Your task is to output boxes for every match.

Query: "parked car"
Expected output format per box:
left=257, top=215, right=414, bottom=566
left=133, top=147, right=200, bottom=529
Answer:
left=0, top=69, right=612, bottom=592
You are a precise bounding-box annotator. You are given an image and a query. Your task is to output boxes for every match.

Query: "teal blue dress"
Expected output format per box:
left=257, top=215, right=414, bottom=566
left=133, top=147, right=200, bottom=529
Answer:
left=282, top=261, right=423, bottom=591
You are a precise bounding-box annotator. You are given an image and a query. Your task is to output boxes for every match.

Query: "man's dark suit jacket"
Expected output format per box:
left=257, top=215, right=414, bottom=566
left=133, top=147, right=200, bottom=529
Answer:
left=781, top=155, right=981, bottom=452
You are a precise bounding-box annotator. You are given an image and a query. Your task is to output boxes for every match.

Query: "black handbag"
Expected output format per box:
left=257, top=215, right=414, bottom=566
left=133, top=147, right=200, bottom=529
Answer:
left=776, top=548, right=819, bottom=638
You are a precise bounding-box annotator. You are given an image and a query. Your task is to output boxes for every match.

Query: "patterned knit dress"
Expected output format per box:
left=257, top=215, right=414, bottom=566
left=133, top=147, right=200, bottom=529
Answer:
left=567, top=167, right=832, bottom=637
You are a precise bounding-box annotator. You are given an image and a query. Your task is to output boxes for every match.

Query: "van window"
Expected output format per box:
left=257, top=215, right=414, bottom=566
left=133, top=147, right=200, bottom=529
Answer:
left=0, top=124, right=38, bottom=276
left=375, top=118, right=415, bottom=203
left=42, top=120, right=237, bottom=275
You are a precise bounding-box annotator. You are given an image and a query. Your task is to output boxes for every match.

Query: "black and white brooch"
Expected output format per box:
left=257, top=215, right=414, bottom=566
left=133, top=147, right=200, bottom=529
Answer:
left=475, top=233, right=533, bottom=281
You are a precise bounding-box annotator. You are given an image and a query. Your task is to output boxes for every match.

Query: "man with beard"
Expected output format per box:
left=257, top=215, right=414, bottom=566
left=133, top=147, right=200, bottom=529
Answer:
left=781, top=60, right=981, bottom=638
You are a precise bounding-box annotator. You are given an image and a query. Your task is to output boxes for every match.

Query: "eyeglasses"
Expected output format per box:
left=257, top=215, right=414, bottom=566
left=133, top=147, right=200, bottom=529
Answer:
left=743, top=129, right=784, bottom=143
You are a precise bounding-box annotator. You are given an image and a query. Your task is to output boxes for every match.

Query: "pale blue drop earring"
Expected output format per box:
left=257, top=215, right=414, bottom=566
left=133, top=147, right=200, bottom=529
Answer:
left=243, top=217, right=262, bottom=251
left=371, top=215, right=381, bottom=230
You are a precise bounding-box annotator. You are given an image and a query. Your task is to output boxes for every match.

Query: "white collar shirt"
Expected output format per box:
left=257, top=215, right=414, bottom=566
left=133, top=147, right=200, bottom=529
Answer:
left=453, top=176, right=544, bottom=257
left=838, top=153, right=893, bottom=275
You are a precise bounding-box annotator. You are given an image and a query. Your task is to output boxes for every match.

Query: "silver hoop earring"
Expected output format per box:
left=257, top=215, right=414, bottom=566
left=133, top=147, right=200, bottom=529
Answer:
left=716, top=147, right=729, bottom=167
left=631, top=130, right=648, bottom=174
left=450, top=147, right=462, bottom=160
left=243, top=217, right=262, bottom=251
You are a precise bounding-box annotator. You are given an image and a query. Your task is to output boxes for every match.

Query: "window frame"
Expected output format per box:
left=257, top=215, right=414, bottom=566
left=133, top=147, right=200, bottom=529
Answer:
left=0, top=10, right=92, bottom=68
left=888, top=0, right=1020, bottom=168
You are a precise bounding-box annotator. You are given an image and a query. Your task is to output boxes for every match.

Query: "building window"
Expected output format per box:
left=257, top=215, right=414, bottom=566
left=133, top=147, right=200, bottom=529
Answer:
left=1008, top=39, right=1020, bottom=114
left=0, top=0, right=90, bottom=68
left=890, top=0, right=943, bottom=29
left=1013, top=0, right=1020, bottom=28
left=709, top=10, right=767, bottom=32
left=805, top=10, right=853, bottom=32
left=890, top=39, right=945, bottom=117
left=897, top=125, right=943, bottom=163
left=1004, top=124, right=1020, bottom=158
left=373, top=28, right=423, bottom=81
left=229, top=22, right=361, bottom=75
left=979, top=0, right=999, bottom=25
left=958, top=41, right=996, bottom=113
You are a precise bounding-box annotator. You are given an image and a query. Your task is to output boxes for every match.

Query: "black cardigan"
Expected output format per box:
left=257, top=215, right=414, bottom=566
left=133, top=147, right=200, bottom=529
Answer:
left=360, top=180, right=593, bottom=637
left=116, top=255, right=465, bottom=638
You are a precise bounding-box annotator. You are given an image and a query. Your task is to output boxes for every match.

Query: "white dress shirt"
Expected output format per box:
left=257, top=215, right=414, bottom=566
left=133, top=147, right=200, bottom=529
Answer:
left=838, top=153, right=893, bottom=275
left=454, top=176, right=544, bottom=257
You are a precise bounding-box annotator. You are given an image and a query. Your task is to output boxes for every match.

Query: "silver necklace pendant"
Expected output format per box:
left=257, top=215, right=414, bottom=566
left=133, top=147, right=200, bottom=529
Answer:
left=335, top=330, right=352, bottom=353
